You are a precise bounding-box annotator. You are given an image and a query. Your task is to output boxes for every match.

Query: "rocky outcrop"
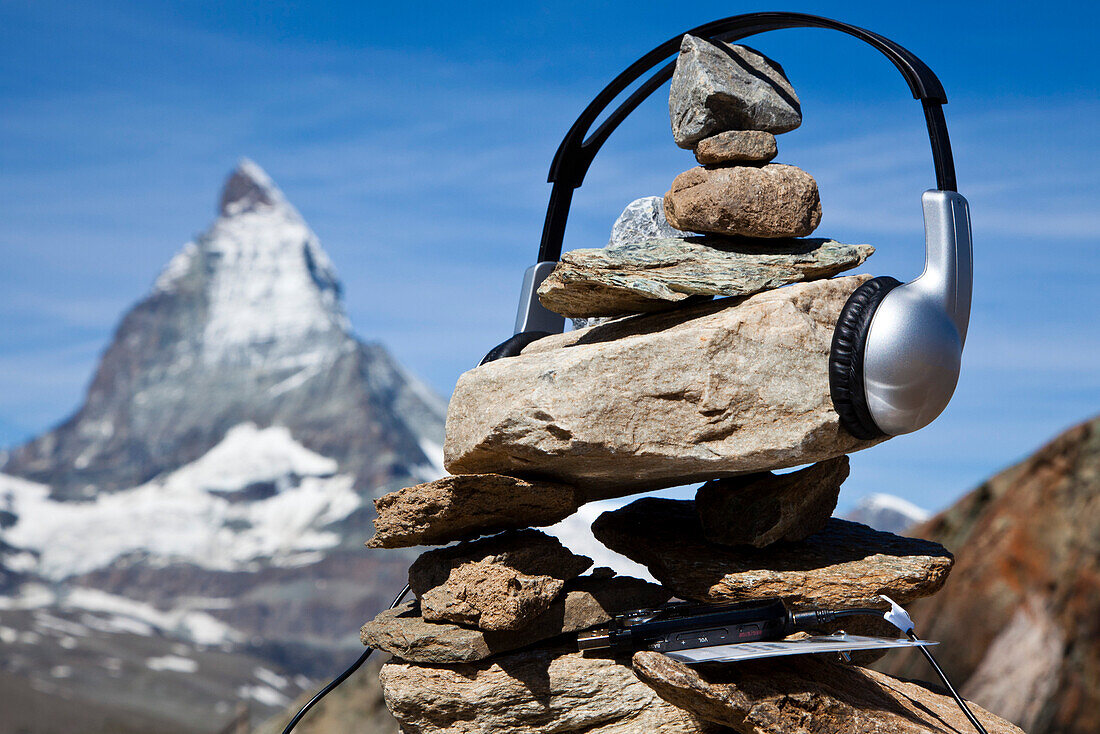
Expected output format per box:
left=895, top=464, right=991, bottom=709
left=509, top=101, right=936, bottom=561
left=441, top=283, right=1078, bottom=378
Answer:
left=633, top=653, right=1024, bottom=734
left=664, top=164, right=822, bottom=238
left=408, top=529, right=591, bottom=630
left=361, top=573, right=669, bottom=663
left=669, top=36, right=801, bottom=147
left=537, top=237, right=872, bottom=318
left=368, top=474, right=578, bottom=548
left=445, top=275, right=881, bottom=501
left=593, top=501, right=952, bottom=608
left=877, top=414, right=1100, bottom=734
left=694, top=130, right=777, bottom=165
left=695, top=456, right=848, bottom=547
left=379, top=646, right=723, bottom=734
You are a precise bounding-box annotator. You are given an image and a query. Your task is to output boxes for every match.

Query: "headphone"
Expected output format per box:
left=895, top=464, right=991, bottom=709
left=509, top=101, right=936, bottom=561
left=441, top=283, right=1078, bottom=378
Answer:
left=479, top=11, right=972, bottom=441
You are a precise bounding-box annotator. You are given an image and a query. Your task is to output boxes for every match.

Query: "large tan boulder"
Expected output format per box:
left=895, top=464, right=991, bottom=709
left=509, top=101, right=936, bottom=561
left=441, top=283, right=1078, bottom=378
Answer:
left=664, top=164, right=822, bottom=238
left=632, top=652, right=1025, bottom=734
left=379, top=646, right=723, bottom=734
left=444, top=275, right=881, bottom=502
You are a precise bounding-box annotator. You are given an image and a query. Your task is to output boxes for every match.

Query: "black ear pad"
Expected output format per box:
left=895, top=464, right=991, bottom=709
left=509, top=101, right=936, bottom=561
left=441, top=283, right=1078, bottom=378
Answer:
left=479, top=331, right=553, bottom=366
left=829, top=276, right=902, bottom=440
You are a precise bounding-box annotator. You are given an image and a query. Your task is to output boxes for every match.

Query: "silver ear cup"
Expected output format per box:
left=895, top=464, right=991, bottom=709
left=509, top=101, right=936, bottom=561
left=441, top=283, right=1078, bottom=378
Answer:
left=861, top=286, right=963, bottom=434
left=859, top=191, right=972, bottom=435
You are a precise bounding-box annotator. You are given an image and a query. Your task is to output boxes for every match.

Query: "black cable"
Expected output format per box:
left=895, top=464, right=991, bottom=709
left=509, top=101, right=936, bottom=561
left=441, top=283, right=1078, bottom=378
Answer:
left=788, top=606, right=885, bottom=630
left=279, top=584, right=411, bottom=734
left=907, top=630, right=989, bottom=734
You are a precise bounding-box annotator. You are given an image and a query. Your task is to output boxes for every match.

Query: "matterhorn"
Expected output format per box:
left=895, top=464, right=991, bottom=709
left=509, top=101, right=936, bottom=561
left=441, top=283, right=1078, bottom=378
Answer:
left=0, top=160, right=445, bottom=728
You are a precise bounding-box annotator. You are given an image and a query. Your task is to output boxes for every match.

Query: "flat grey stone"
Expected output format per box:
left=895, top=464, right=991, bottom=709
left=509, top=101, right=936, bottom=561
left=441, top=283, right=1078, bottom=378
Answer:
left=538, top=237, right=873, bottom=318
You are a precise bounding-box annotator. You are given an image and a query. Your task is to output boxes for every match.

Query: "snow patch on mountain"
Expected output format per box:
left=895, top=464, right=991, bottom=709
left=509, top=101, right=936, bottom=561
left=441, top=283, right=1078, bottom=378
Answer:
left=0, top=423, right=359, bottom=578
left=844, top=492, right=931, bottom=534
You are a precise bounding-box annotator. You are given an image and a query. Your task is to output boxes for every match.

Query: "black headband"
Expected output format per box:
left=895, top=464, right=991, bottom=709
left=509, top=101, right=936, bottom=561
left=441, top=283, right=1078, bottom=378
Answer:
left=537, top=11, right=957, bottom=263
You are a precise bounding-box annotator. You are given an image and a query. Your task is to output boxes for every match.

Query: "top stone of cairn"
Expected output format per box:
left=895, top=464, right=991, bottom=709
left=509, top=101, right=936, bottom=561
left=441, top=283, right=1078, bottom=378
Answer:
left=669, top=35, right=801, bottom=148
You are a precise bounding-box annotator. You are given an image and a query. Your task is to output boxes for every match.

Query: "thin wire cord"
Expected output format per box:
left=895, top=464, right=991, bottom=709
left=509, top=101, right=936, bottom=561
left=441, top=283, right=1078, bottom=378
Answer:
left=279, top=584, right=411, bottom=734
left=908, top=630, right=989, bottom=734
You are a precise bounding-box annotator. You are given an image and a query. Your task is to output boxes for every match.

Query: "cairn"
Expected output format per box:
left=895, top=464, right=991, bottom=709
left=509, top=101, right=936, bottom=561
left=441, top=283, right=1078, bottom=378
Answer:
left=361, top=36, right=1022, bottom=734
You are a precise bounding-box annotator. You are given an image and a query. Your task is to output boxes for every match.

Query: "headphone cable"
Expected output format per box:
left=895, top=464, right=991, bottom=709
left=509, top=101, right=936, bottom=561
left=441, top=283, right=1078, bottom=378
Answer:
left=279, top=584, right=410, bottom=734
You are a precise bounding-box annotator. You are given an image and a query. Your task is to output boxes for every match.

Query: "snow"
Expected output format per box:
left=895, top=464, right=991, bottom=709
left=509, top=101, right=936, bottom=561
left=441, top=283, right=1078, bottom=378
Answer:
left=0, top=423, right=359, bottom=578
left=254, top=667, right=288, bottom=689
left=417, top=437, right=446, bottom=481
left=853, top=493, right=930, bottom=523
left=61, top=587, right=243, bottom=646
left=238, top=684, right=289, bottom=708
left=146, top=655, right=199, bottom=674
left=197, top=182, right=350, bottom=366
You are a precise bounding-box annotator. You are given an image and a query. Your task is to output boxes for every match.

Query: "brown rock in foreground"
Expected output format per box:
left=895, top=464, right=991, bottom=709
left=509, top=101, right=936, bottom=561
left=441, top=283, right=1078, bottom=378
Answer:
left=878, top=414, right=1100, bottom=734
left=593, top=500, right=952, bottom=608
left=445, top=275, right=882, bottom=501
left=361, top=573, right=670, bottom=663
left=379, top=646, right=723, bottom=734
left=664, top=164, right=822, bottom=238
left=632, top=652, right=1024, bottom=734
left=536, top=237, right=873, bottom=318
left=694, top=130, right=777, bottom=165
left=408, top=529, right=591, bottom=631
left=695, top=456, right=848, bottom=547
left=367, top=474, right=579, bottom=548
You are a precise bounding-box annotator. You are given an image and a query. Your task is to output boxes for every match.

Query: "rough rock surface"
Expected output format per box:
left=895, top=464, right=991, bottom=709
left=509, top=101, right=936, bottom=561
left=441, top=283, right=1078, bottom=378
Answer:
left=361, top=573, right=670, bottom=663
left=445, top=275, right=881, bottom=501
left=695, top=456, right=849, bottom=547
left=408, top=529, right=592, bottom=630
left=664, top=164, right=822, bottom=238
left=670, top=36, right=801, bottom=147
left=694, top=130, right=777, bottom=165
left=609, top=196, right=683, bottom=246
left=593, top=501, right=953, bottom=608
left=367, top=474, right=578, bottom=548
left=379, top=646, right=723, bottom=734
left=632, top=653, right=1024, bottom=734
left=878, top=414, right=1100, bottom=734
left=538, top=237, right=872, bottom=318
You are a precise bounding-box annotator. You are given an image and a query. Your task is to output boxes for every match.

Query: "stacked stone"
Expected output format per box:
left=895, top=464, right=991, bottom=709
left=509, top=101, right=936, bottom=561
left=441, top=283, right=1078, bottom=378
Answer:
left=361, top=35, right=1022, bottom=734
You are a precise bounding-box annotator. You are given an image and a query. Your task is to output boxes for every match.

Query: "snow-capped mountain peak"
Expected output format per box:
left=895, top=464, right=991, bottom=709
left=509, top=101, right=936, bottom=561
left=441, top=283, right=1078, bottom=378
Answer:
left=219, top=158, right=290, bottom=217
left=3, top=160, right=445, bottom=498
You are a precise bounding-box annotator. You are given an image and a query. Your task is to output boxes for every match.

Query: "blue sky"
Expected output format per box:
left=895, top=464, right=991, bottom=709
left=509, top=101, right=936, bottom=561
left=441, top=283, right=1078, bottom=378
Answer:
left=1, top=0, right=1097, bottom=512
